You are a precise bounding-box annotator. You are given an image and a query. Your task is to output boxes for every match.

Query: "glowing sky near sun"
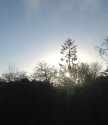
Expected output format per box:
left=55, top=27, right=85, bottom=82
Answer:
left=0, top=0, right=108, bottom=74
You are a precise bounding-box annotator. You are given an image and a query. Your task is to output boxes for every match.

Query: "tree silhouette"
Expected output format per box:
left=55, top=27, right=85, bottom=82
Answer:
left=96, top=37, right=108, bottom=64
left=96, top=37, right=108, bottom=77
left=14, top=71, right=28, bottom=81
left=2, top=64, right=28, bottom=82
left=60, top=38, right=77, bottom=70
left=77, top=62, right=102, bottom=86
left=2, top=64, right=19, bottom=82
left=59, top=38, right=78, bottom=85
left=32, top=62, right=57, bottom=83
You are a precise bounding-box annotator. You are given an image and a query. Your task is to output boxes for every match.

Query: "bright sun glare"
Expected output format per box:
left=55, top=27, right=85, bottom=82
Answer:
left=65, top=72, right=70, bottom=77
left=44, top=52, right=91, bottom=68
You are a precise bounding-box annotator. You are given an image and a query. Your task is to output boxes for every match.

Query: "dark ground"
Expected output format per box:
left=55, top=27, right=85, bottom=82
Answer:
left=0, top=78, right=108, bottom=125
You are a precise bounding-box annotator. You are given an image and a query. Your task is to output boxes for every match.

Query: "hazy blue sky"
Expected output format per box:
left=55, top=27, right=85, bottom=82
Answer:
left=0, top=0, right=108, bottom=74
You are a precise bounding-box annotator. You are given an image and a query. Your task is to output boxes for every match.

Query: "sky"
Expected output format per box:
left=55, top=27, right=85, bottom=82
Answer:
left=0, top=0, right=108, bottom=74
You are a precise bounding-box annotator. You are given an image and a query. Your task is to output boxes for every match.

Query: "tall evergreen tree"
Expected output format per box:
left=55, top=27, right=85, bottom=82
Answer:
left=59, top=38, right=78, bottom=85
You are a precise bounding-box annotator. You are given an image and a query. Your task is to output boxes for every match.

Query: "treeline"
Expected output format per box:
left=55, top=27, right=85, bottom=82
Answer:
left=0, top=38, right=107, bottom=86
left=0, top=77, right=108, bottom=125
left=0, top=37, right=108, bottom=124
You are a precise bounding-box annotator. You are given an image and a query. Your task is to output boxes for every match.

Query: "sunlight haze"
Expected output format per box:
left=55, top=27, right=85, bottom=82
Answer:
left=0, top=0, right=108, bottom=74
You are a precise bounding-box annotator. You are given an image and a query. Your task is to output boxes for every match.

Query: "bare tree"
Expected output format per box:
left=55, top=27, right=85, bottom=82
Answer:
left=14, top=71, right=28, bottom=81
left=2, top=64, right=19, bottom=82
left=32, top=62, right=58, bottom=83
left=77, top=62, right=102, bottom=86
left=96, top=37, right=108, bottom=64
left=2, top=64, right=28, bottom=82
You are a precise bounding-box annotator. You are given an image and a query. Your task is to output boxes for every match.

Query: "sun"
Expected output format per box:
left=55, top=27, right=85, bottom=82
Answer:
left=65, top=72, right=70, bottom=77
